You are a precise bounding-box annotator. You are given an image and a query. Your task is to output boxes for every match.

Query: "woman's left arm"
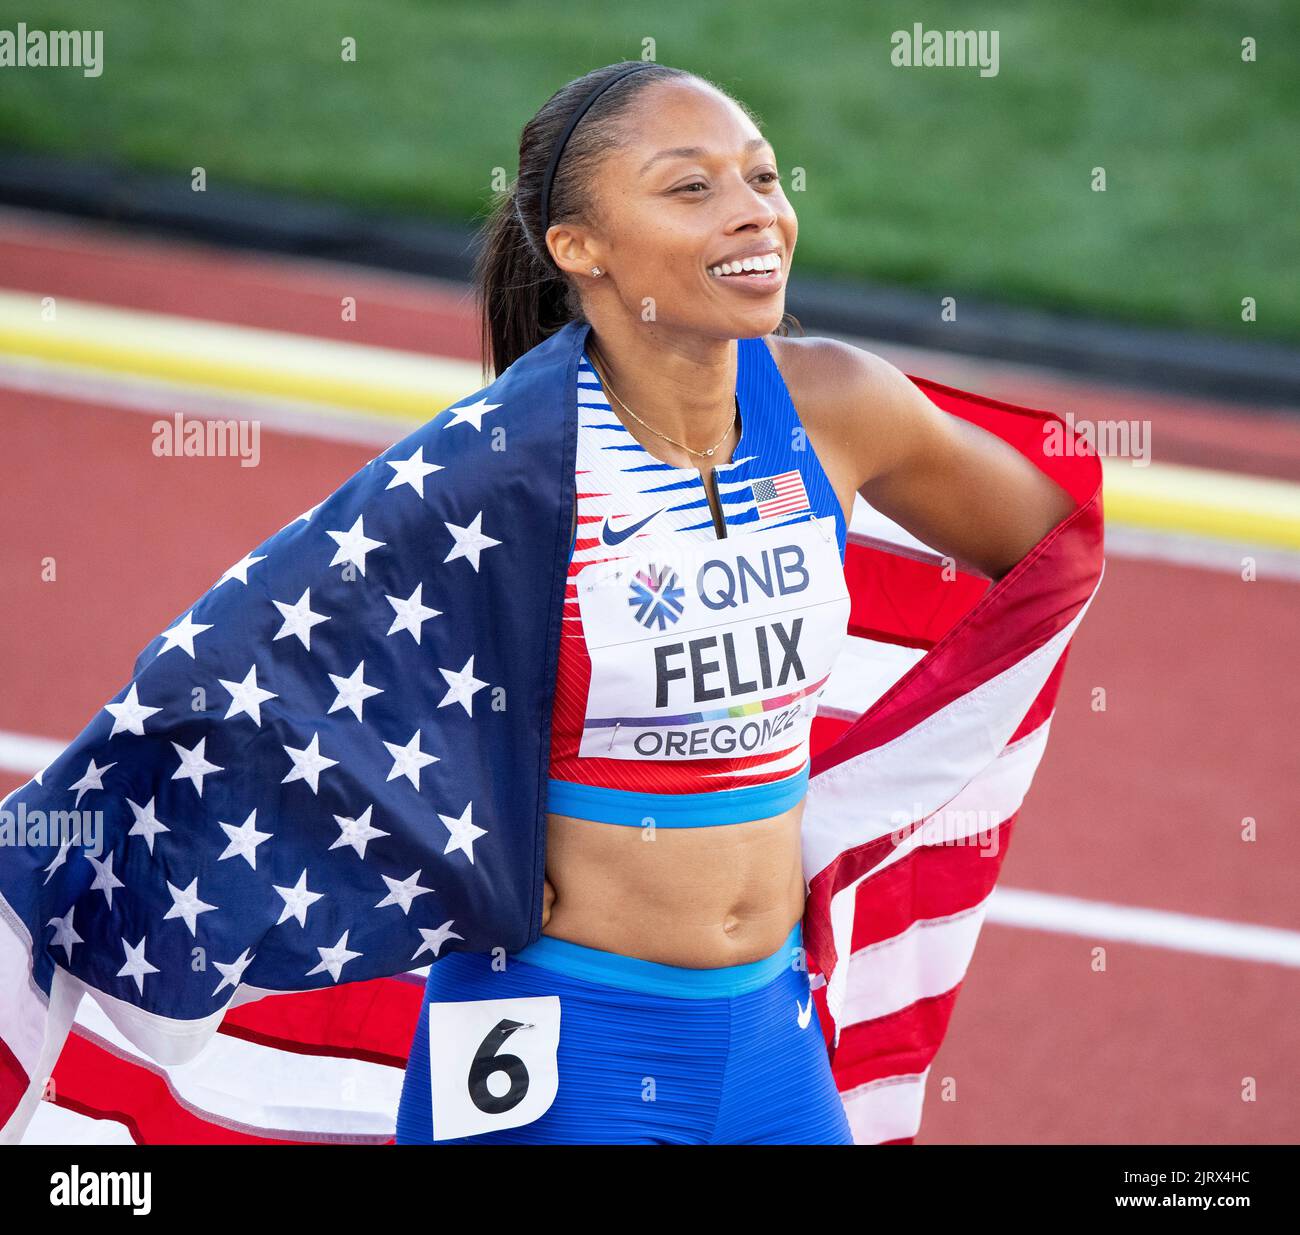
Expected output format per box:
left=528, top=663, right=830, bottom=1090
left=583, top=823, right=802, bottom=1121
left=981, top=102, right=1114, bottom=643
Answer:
left=813, top=340, right=1077, bottom=581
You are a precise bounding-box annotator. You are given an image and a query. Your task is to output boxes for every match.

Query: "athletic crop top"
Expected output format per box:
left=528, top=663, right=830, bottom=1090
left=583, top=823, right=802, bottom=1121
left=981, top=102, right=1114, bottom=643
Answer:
left=545, top=338, right=852, bottom=827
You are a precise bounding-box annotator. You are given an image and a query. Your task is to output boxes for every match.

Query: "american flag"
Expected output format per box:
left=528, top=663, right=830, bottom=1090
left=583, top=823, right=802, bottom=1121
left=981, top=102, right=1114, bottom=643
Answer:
left=0, top=321, right=1103, bottom=1145
left=752, top=469, right=811, bottom=520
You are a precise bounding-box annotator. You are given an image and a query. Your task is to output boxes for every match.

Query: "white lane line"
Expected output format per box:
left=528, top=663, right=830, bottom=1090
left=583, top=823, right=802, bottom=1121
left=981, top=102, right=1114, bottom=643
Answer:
left=989, top=886, right=1300, bottom=968
left=0, top=730, right=65, bottom=780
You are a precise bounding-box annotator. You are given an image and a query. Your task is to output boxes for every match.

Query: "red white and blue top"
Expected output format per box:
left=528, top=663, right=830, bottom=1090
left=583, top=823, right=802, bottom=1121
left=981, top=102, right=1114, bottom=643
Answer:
left=546, top=338, right=851, bottom=827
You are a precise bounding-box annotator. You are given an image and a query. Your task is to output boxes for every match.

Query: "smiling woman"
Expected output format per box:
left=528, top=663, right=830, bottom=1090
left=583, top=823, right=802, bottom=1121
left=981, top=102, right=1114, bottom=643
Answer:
left=393, top=58, right=1078, bottom=1146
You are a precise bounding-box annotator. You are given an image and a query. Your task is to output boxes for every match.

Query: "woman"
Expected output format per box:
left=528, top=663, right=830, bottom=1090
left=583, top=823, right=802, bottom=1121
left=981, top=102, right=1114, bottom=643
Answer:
left=395, top=60, right=1074, bottom=1144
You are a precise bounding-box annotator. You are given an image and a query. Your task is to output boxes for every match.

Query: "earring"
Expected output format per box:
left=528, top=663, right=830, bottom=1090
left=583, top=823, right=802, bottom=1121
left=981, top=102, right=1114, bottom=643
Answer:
left=590, top=266, right=604, bottom=277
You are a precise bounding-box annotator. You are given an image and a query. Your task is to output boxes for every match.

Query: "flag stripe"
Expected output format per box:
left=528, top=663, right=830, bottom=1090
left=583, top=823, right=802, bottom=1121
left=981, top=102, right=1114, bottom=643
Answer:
left=219, top=972, right=424, bottom=1067
left=20, top=1095, right=136, bottom=1144
left=843, top=536, right=991, bottom=651
left=57, top=998, right=404, bottom=1141
left=46, top=1033, right=304, bottom=1145
left=840, top=1069, right=931, bottom=1145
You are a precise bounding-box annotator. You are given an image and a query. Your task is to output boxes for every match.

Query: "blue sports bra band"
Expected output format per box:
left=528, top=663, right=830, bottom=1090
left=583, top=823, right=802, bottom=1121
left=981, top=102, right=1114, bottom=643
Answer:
left=511, top=921, right=804, bottom=998
left=545, top=760, right=809, bottom=827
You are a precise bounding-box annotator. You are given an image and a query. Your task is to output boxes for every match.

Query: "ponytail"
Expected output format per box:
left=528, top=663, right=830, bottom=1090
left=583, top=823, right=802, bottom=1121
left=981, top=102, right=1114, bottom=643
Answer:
left=472, top=187, right=578, bottom=384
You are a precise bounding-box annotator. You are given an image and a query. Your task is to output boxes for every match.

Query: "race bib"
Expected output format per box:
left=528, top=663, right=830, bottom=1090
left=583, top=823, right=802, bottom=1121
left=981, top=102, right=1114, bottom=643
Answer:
left=575, top=514, right=850, bottom=762
left=427, top=995, right=561, bottom=1140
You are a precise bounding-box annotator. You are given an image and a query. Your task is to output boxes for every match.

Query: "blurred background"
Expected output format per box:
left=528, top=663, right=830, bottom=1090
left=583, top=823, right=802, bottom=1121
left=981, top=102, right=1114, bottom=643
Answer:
left=0, top=1, right=1296, bottom=1144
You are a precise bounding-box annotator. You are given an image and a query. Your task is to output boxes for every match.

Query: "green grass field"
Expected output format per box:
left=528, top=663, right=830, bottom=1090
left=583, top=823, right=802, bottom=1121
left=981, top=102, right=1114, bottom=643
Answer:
left=1, top=0, right=1296, bottom=341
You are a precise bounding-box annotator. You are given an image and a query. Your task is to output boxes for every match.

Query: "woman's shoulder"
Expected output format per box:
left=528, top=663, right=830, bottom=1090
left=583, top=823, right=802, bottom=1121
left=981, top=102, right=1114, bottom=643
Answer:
left=765, top=332, right=905, bottom=486
left=766, top=333, right=901, bottom=419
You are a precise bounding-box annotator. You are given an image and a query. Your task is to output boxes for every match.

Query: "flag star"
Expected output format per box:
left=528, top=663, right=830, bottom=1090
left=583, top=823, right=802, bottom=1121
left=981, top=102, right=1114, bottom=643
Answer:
left=171, top=737, right=223, bottom=796
left=216, top=552, right=266, bottom=587
left=47, top=908, right=82, bottom=962
left=375, top=869, right=434, bottom=915
left=281, top=732, right=339, bottom=794
left=218, top=809, right=272, bottom=869
left=163, top=877, right=219, bottom=936
left=327, top=660, right=383, bottom=722
left=438, top=655, right=489, bottom=717
left=272, top=588, right=330, bottom=650
left=117, top=935, right=160, bottom=994
left=325, top=514, right=385, bottom=577
left=87, top=851, right=125, bottom=907
left=383, top=730, right=439, bottom=790
left=330, top=804, right=389, bottom=859
left=306, top=930, right=362, bottom=982
left=273, top=869, right=324, bottom=927
left=443, top=512, right=501, bottom=572
left=157, top=610, right=213, bottom=658
left=385, top=582, right=442, bottom=644
left=43, top=838, right=74, bottom=884
left=69, top=756, right=116, bottom=806
left=412, top=920, right=463, bottom=962
left=438, top=801, right=488, bottom=864
left=213, top=947, right=255, bottom=997
left=104, top=684, right=162, bottom=738
left=126, top=796, right=170, bottom=855
left=385, top=446, right=444, bottom=498
left=218, top=664, right=279, bottom=726
left=443, top=396, right=501, bottom=431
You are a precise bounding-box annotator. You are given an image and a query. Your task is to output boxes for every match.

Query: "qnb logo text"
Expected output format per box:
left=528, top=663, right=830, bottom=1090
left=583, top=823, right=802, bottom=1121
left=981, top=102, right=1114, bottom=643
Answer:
left=696, top=542, right=810, bottom=610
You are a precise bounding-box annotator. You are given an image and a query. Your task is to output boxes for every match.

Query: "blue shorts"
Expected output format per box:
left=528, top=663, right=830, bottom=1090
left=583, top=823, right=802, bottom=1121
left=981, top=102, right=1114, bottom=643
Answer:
left=395, top=922, right=854, bottom=1145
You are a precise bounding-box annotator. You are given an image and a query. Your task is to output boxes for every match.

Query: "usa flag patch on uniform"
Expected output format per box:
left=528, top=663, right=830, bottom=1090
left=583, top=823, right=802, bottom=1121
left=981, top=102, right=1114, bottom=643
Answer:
left=751, top=469, right=811, bottom=520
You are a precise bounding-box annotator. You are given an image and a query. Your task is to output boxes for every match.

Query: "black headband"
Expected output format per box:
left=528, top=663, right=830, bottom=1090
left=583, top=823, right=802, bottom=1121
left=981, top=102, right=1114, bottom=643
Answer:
left=538, top=62, right=657, bottom=241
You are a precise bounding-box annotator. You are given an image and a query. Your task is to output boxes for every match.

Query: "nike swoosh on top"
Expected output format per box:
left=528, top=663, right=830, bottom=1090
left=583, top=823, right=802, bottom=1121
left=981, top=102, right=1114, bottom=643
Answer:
left=601, top=508, right=663, bottom=545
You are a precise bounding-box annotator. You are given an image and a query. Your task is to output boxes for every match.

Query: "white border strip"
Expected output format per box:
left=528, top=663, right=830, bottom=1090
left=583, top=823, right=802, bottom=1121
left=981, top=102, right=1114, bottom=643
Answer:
left=988, top=886, right=1300, bottom=968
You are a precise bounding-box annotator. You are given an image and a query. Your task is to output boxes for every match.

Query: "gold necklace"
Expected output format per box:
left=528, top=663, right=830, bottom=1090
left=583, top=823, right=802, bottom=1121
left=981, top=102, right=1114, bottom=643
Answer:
left=588, top=345, right=737, bottom=460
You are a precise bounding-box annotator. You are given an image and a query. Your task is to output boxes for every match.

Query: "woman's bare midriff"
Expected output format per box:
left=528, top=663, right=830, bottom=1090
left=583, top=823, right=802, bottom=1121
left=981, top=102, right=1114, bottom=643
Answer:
left=541, top=799, right=807, bottom=968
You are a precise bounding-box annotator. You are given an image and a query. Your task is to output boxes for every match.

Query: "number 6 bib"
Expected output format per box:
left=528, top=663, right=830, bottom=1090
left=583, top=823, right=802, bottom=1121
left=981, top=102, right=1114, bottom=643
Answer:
left=426, top=995, right=561, bottom=1140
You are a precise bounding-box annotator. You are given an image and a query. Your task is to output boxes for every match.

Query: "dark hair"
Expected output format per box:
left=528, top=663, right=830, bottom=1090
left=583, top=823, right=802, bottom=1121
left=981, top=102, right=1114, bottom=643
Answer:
left=473, top=60, right=801, bottom=380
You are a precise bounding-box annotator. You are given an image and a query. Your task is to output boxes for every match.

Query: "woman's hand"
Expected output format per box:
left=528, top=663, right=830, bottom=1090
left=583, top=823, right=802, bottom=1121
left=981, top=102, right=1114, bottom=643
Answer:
left=541, top=876, right=556, bottom=928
